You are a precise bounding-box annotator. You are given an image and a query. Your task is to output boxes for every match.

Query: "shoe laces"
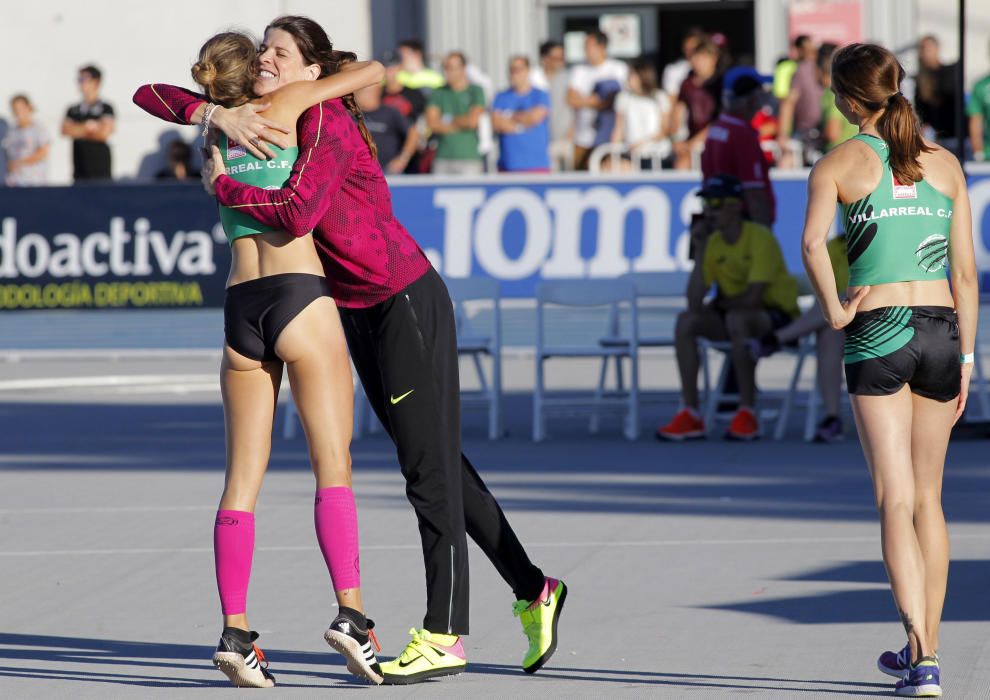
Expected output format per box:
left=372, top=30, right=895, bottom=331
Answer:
left=253, top=644, right=269, bottom=669
left=398, top=628, right=431, bottom=663
left=368, top=627, right=381, bottom=653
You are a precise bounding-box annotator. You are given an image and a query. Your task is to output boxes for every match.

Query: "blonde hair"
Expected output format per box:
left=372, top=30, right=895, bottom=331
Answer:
left=191, top=32, right=257, bottom=107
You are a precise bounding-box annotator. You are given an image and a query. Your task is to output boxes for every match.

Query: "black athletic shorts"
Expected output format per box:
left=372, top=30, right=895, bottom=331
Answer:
left=843, top=306, right=960, bottom=402
left=224, top=273, right=332, bottom=361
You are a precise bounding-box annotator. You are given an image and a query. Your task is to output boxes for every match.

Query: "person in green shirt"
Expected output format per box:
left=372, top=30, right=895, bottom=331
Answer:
left=657, top=174, right=799, bottom=442
left=426, top=51, right=487, bottom=175
left=967, top=53, right=990, bottom=162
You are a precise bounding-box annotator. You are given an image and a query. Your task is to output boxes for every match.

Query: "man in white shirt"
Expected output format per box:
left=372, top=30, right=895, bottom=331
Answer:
left=567, top=30, right=628, bottom=170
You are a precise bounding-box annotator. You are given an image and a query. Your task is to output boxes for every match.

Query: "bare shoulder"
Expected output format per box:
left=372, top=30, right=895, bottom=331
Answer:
left=919, top=141, right=965, bottom=197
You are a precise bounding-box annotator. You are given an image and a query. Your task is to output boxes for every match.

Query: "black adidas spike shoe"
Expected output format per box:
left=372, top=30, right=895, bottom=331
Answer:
left=212, top=627, right=276, bottom=688
left=323, top=607, right=383, bottom=684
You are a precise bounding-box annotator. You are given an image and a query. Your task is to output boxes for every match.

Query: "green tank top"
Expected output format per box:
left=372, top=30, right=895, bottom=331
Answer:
left=217, top=133, right=299, bottom=243
left=841, top=134, right=953, bottom=286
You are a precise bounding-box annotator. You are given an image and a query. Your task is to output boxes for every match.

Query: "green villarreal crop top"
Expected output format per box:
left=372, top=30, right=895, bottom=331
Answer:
left=217, top=133, right=300, bottom=243
left=840, top=134, right=953, bottom=286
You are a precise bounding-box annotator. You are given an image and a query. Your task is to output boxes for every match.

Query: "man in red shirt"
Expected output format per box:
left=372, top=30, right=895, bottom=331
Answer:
left=701, top=67, right=776, bottom=226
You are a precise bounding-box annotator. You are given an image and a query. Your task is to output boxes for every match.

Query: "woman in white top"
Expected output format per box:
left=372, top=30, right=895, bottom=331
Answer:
left=611, top=59, right=672, bottom=168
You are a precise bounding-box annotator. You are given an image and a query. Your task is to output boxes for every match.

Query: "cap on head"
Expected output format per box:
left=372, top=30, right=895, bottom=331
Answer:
left=723, top=66, right=772, bottom=98
left=700, top=174, right=744, bottom=199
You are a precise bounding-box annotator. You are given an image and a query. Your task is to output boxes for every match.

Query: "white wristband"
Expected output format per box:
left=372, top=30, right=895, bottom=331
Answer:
left=202, top=103, right=218, bottom=143
left=960, top=352, right=975, bottom=364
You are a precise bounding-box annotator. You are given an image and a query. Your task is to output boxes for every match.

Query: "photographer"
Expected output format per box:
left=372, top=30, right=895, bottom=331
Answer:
left=657, top=174, right=798, bottom=441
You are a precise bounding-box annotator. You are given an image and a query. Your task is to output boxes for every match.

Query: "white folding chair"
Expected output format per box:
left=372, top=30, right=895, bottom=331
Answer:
left=445, top=276, right=503, bottom=440
left=590, top=271, right=690, bottom=432
left=534, top=278, right=639, bottom=441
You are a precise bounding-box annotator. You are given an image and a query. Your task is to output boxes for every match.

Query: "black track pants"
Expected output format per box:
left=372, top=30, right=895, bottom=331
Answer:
left=340, top=268, right=545, bottom=635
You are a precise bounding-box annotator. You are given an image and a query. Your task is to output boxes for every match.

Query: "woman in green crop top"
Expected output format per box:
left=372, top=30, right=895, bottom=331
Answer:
left=800, top=43, right=977, bottom=696
left=143, top=29, right=387, bottom=687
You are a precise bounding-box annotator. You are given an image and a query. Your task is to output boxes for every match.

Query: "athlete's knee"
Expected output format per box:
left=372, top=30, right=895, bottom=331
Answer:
left=913, top=489, right=943, bottom=514
left=877, top=496, right=914, bottom=521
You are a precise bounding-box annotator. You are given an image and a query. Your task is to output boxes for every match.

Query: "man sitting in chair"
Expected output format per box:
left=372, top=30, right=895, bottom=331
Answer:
left=657, top=174, right=799, bottom=441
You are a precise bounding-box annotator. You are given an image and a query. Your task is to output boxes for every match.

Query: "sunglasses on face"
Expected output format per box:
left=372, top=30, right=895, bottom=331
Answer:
left=703, top=196, right=740, bottom=209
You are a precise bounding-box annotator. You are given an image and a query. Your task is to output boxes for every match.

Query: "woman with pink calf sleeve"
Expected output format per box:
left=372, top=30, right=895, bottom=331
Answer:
left=132, top=19, right=387, bottom=690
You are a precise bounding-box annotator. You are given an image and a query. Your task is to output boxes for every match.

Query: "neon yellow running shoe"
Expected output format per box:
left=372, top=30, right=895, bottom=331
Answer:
left=513, top=577, right=567, bottom=673
left=380, top=628, right=466, bottom=685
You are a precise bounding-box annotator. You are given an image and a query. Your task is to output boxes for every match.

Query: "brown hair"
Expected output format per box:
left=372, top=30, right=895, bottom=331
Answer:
left=10, top=94, right=32, bottom=110
left=266, top=15, right=378, bottom=160
left=191, top=32, right=257, bottom=107
left=831, top=43, right=933, bottom=183
left=631, top=58, right=659, bottom=96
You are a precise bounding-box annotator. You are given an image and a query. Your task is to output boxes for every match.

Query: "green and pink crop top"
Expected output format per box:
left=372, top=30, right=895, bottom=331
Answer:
left=217, top=133, right=299, bottom=242
left=841, top=134, right=953, bottom=286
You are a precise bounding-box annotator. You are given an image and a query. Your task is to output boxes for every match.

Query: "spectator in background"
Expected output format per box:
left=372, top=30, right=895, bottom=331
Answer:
left=611, top=58, right=672, bottom=167
left=748, top=233, right=849, bottom=443
left=663, top=27, right=705, bottom=99
left=656, top=174, right=798, bottom=442
left=3, top=94, right=50, bottom=186
left=531, top=40, right=572, bottom=145
left=567, top=30, right=628, bottom=170
left=154, top=139, right=198, bottom=181
left=492, top=56, right=550, bottom=173
left=396, top=39, right=445, bottom=93
left=817, top=43, right=858, bottom=153
left=777, top=35, right=822, bottom=165
left=968, top=42, right=990, bottom=163
left=671, top=38, right=721, bottom=170
left=61, top=65, right=114, bottom=182
left=426, top=51, right=486, bottom=175
left=700, top=67, right=775, bottom=226
left=915, top=35, right=960, bottom=149
left=357, top=82, right=419, bottom=174
left=384, top=63, right=427, bottom=122
left=772, top=36, right=805, bottom=101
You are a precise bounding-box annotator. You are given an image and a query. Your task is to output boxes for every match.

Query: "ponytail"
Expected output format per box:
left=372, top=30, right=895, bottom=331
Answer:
left=876, top=91, right=933, bottom=184
left=831, top=43, right=934, bottom=184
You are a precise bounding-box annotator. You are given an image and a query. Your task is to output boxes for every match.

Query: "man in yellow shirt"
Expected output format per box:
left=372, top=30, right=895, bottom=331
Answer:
left=658, top=174, right=798, bottom=441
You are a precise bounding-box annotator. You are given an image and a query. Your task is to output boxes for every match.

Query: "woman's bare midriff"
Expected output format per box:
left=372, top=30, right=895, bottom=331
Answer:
left=851, top=278, right=954, bottom=312
left=227, top=232, right=325, bottom=287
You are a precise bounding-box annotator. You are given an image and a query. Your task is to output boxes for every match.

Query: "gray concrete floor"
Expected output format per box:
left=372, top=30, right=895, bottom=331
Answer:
left=2, top=354, right=989, bottom=698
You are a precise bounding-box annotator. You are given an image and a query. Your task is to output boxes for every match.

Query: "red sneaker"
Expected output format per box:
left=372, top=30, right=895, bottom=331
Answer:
left=656, top=409, right=705, bottom=441
left=726, top=407, right=759, bottom=441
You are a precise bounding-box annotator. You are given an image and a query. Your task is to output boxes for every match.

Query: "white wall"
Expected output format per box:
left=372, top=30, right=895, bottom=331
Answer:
left=4, top=0, right=371, bottom=185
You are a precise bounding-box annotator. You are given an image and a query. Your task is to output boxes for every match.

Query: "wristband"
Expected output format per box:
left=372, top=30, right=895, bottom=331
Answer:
left=961, top=352, right=975, bottom=364
left=202, top=103, right=218, bottom=143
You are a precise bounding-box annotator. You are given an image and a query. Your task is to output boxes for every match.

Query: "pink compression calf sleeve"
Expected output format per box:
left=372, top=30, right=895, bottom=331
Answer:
left=214, top=510, right=255, bottom=615
left=314, top=487, right=361, bottom=591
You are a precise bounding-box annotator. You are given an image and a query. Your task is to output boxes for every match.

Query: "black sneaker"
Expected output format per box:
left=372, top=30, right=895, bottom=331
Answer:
left=324, top=607, right=383, bottom=684
left=212, top=627, right=276, bottom=688
left=813, top=416, right=844, bottom=443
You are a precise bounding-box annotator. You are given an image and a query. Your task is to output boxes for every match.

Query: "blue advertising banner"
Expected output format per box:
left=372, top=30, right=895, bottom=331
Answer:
left=2, top=168, right=989, bottom=309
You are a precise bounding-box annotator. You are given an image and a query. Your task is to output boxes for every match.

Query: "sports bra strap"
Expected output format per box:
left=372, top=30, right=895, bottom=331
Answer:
left=852, top=133, right=889, bottom=161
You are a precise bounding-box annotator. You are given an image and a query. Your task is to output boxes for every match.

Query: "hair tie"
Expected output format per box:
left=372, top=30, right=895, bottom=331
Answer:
left=887, top=91, right=903, bottom=105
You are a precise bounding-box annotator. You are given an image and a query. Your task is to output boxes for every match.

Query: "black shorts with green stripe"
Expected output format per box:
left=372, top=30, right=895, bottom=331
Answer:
left=844, top=306, right=960, bottom=402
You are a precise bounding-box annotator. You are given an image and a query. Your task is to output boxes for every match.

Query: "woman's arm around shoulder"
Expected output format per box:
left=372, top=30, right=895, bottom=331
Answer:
left=271, top=61, right=385, bottom=118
